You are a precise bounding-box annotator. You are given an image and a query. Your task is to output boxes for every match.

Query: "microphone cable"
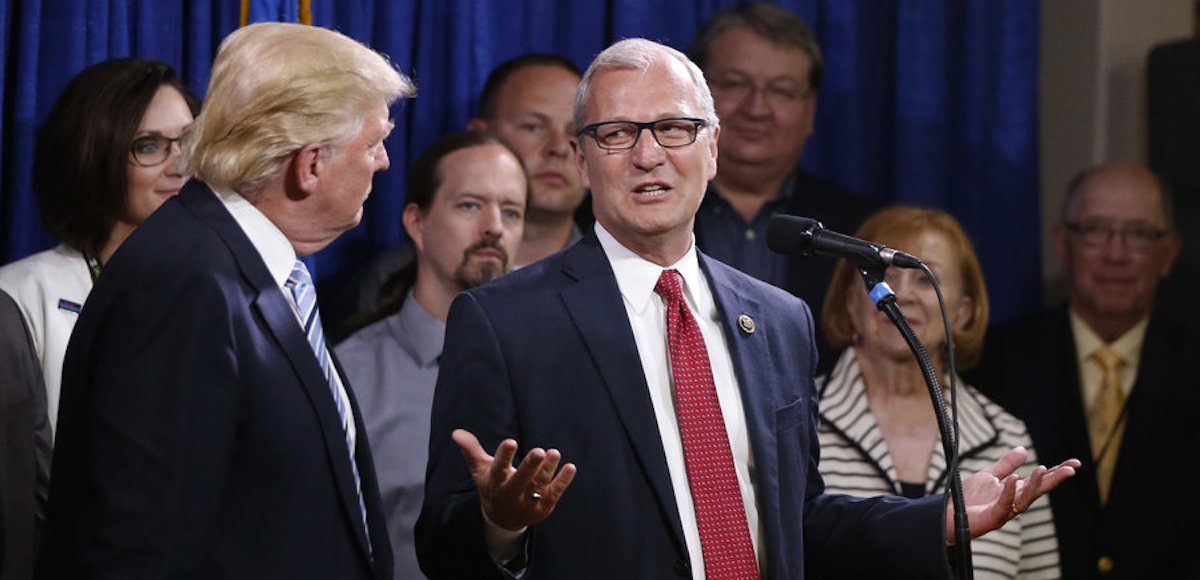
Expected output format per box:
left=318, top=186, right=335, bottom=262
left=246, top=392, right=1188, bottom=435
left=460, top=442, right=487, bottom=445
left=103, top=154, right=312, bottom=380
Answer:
left=861, top=265, right=973, bottom=579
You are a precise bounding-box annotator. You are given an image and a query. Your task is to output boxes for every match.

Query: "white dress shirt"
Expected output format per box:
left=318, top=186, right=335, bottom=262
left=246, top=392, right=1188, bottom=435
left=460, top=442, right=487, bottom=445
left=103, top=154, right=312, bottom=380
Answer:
left=485, top=224, right=765, bottom=576
left=596, top=223, right=763, bottom=578
left=214, top=187, right=357, bottom=448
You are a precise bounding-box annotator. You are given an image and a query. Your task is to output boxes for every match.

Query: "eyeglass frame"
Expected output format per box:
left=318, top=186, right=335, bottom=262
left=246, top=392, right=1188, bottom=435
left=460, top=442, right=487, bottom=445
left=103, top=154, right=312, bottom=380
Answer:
left=706, top=74, right=814, bottom=106
left=576, top=117, right=709, bottom=151
left=1061, top=221, right=1170, bottom=251
left=129, top=134, right=184, bottom=168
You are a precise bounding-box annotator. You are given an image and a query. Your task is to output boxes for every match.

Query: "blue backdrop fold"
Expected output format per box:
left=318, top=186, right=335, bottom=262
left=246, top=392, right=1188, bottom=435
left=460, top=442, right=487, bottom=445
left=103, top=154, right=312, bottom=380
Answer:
left=0, top=0, right=1041, bottom=323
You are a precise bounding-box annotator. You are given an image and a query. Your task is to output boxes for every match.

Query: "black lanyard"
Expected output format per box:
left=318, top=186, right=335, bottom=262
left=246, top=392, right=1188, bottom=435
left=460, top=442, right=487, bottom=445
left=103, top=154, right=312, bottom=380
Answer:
left=83, top=253, right=102, bottom=283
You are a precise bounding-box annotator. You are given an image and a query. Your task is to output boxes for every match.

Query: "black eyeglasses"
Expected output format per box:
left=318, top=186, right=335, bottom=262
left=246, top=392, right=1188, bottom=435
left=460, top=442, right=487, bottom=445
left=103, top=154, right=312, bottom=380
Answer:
left=1063, top=221, right=1169, bottom=252
left=577, top=117, right=708, bottom=150
left=129, top=134, right=183, bottom=167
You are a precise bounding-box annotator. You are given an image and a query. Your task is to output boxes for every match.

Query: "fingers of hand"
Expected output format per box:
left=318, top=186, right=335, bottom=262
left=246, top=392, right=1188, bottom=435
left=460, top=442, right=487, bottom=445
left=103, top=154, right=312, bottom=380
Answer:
left=520, top=449, right=577, bottom=507
left=538, top=462, right=578, bottom=505
left=452, top=429, right=491, bottom=470
left=534, top=448, right=563, bottom=487
left=1012, top=466, right=1046, bottom=515
left=487, top=439, right=521, bottom=483
left=506, top=447, right=547, bottom=492
left=997, top=474, right=1019, bottom=519
left=989, top=446, right=1029, bottom=478
left=1038, top=460, right=1079, bottom=492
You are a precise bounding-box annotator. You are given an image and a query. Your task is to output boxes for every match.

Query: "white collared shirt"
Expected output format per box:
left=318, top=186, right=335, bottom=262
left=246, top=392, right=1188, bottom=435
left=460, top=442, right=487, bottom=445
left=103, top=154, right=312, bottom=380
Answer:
left=596, top=223, right=762, bottom=578
left=213, top=186, right=357, bottom=448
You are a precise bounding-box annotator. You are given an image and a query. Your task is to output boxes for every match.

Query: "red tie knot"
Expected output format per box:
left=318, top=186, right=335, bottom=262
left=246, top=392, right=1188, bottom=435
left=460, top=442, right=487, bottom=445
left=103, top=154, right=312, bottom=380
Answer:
left=655, top=268, right=685, bottom=305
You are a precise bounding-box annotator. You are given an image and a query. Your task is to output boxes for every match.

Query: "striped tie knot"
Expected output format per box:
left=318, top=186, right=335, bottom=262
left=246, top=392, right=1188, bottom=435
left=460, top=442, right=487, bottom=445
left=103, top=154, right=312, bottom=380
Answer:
left=287, top=260, right=314, bottom=288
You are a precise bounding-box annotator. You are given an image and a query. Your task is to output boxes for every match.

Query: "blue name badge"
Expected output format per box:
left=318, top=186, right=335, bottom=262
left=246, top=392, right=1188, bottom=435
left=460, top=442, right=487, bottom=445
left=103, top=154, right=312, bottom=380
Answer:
left=57, top=299, right=82, bottom=314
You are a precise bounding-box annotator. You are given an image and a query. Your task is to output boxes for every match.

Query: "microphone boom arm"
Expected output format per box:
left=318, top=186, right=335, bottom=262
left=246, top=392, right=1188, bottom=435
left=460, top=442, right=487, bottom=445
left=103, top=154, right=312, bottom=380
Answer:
left=857, top=266, right=974, bottom=580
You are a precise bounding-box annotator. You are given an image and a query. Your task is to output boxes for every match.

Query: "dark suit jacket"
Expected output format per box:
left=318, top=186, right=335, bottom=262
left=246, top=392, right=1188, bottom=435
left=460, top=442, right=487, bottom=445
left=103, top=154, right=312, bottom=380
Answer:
left=0, top=290, right=50, bottom=580
left=695, top=169, right=883, bottom=374
left=416, top=233, right=950, bottom=580
left=970, top=305, right=1200, bottom=580
left=37, top=181, right=393, bottom=579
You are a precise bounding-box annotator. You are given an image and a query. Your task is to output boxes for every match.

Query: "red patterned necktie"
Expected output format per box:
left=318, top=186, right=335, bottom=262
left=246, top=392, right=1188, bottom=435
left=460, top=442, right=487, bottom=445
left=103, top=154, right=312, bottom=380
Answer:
left=654, top=269, right=759, bottom=579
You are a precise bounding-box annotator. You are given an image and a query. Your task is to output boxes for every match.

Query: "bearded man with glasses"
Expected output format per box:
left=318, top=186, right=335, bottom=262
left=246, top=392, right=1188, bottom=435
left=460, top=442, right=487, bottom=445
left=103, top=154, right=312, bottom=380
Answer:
left=972, top=161, right=1200, bottom=580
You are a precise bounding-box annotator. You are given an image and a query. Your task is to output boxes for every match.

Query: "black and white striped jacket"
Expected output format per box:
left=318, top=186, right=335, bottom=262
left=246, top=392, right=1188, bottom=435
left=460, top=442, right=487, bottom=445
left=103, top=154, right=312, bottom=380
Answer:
left=817, top=348, right=1062, bottom=580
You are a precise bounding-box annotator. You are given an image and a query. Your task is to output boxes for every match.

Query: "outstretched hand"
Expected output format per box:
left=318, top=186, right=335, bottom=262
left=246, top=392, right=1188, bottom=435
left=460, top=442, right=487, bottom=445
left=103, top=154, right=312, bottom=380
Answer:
left=452, top=429, right=577, bottom=531
left=946, top=446, right=1081, bottom=543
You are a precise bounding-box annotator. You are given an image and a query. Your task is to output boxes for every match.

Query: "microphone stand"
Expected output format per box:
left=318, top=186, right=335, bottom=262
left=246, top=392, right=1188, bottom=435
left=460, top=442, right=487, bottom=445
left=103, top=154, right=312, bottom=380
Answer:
left=857, top=266, right=974, bottom=580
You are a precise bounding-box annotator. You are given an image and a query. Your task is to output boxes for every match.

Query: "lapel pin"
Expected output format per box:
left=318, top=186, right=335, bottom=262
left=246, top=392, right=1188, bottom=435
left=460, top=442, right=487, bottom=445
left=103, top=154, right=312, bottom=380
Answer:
left=737, top=314, right=755, bottom=335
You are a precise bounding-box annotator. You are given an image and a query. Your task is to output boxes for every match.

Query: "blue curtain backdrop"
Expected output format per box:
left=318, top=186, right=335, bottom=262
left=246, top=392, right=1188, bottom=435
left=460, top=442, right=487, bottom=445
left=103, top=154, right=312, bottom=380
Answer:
left=0, top=0, right=1041, bottom=324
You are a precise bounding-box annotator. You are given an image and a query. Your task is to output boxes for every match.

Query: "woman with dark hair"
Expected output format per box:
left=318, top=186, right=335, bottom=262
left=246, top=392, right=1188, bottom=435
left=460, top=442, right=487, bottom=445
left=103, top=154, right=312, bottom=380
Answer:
left=0, top=58, right=198, bottom=435
left=816, top=206, right=1062, bottom=579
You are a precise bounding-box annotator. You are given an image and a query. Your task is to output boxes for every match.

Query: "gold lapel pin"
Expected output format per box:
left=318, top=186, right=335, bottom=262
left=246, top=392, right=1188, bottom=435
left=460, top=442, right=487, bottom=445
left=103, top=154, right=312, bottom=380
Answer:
left=738, top=314, right=755, bottom=335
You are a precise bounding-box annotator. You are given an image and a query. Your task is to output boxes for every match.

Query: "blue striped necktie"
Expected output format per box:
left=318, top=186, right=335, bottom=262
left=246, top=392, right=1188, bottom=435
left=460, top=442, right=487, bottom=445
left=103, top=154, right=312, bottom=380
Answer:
left=284, top=260, right=372, bottom=553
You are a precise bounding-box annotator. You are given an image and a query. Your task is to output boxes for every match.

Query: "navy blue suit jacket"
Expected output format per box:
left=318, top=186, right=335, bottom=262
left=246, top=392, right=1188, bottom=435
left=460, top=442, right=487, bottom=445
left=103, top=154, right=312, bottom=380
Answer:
left=417, top=233, right=950, bottom=579
left=971, top=306, right=1200, bottom=579
left=37, top=181, right=393, bottom=579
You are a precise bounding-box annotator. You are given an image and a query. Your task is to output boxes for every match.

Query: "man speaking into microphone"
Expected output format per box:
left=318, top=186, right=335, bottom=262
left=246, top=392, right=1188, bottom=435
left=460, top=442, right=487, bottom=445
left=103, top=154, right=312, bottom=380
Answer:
left=417, top=38, right=1078, bottom=580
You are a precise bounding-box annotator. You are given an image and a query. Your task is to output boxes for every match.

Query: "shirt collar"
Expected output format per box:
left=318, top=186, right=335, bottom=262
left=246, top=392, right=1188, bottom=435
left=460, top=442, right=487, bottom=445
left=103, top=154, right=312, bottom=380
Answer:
left=212, top=186, right=296, bottom=289
left=702, top=170, right=798, bottom=209
left=594, top=222, right=710, bottom=316
left=1069, top=309, right=1149, bottom=365
left=389, top=292, right=445, bottom=368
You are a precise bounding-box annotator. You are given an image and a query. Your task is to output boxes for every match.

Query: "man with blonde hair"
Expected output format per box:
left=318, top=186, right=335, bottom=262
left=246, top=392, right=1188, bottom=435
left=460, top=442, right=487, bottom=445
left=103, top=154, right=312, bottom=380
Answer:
left=38, top=23, right=413, bottom=580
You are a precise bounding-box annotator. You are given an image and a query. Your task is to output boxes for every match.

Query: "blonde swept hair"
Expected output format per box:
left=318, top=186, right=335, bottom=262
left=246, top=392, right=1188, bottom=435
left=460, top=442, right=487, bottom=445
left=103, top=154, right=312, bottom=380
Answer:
left=821, top=205, right=990, bottom=370
left=184, top=22, right=415, bottom=195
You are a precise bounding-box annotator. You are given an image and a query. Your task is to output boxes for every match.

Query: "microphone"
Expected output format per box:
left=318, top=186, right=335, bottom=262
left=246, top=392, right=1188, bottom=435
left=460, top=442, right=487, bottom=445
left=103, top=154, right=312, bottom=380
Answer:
left=765, top=215, right=923, bottom=270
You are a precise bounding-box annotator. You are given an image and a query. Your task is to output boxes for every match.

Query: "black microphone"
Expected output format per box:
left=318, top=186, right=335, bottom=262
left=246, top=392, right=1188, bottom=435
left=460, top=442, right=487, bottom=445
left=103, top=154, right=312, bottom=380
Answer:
left=765, top=215, right=923, bottom=270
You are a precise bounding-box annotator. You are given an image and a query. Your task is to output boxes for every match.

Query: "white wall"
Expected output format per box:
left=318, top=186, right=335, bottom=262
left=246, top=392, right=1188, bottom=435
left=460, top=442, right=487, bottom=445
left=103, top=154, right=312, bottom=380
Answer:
left=1038, top=0, right=1192, bottom=304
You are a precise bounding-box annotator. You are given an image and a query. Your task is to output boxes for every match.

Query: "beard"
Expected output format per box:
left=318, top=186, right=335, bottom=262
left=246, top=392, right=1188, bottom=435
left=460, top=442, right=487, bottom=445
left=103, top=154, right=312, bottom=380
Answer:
left=453, top=238, right=509, bottom=290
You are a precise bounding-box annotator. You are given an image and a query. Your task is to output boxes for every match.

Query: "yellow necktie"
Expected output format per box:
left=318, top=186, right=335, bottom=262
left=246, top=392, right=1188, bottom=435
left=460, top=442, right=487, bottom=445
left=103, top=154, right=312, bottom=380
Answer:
left=1087, top=346, right=1126, bottom=505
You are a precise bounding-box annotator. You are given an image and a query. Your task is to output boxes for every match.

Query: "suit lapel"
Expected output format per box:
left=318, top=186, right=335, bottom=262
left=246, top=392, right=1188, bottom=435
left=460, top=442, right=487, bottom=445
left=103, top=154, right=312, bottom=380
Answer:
left=179, top=181, right=376, bottom=563
left=700, top=255, right=773, bottom=451
left=1042, top=309, right=1099, bottom=504
left=707, top=267, right=772, bottom=417
left=700, top=256, right=791, bottom=563
left=558, top=237, right=689, bottom=558
left=332, top=352, right=392, bottom=574
left=1108, top=314, right=1178, bottom=507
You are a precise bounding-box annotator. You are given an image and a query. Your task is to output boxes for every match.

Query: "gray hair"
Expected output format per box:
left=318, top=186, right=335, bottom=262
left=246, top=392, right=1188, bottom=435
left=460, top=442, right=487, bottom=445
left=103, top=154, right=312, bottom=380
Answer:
left=573, top=38, right=719, bottom=131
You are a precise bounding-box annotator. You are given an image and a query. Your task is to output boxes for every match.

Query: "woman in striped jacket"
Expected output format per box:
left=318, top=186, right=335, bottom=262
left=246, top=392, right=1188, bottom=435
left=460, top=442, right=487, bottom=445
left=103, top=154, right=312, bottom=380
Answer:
left=816, top=206, right=1061, bottom=579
